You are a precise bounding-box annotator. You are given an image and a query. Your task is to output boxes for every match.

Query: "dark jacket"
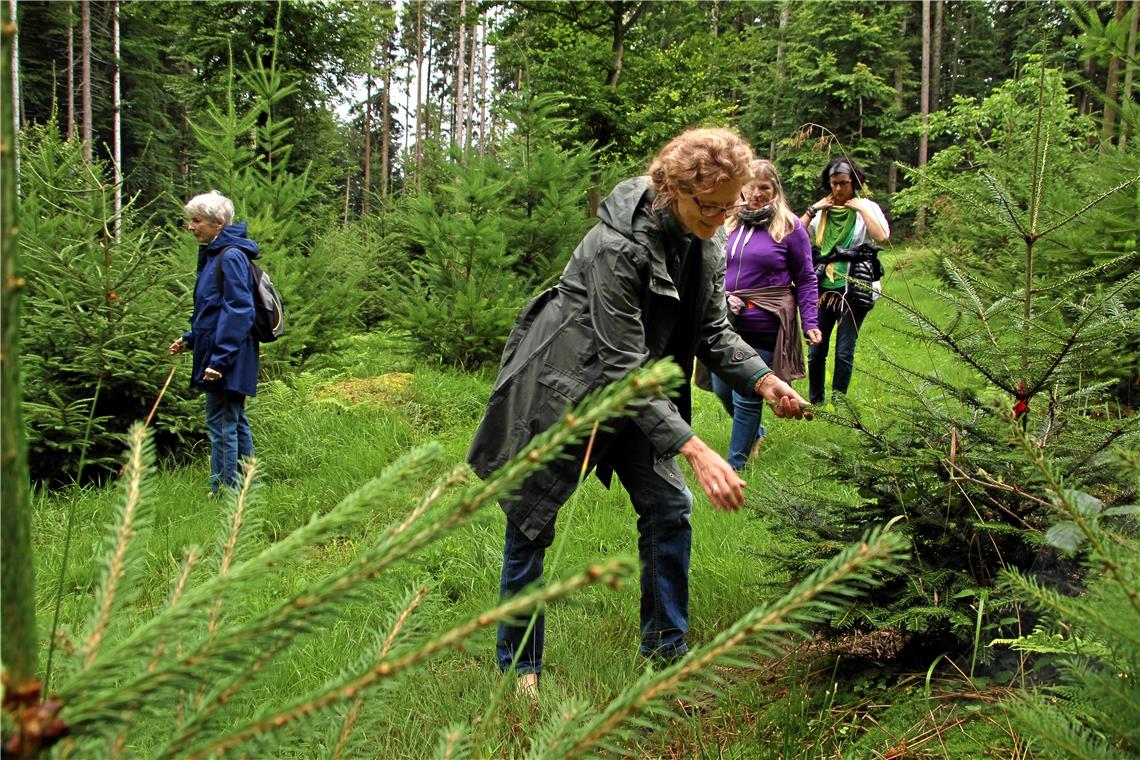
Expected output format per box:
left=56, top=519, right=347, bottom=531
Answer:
left=467, top=176, right=771, bottom=539
left=181, top=222, right=260, bottom=397
left=812, top=242, right=885, bottom=311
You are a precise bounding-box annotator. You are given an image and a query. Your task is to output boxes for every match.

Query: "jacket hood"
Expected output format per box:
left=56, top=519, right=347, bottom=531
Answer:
left=596, top=176, right=657, bottom=237
left=204, top=222, right=261, bottom=260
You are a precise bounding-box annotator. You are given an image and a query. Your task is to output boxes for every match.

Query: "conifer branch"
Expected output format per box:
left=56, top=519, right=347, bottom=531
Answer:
left=176, top=559, right=635, bottom=760
left=82, top=424, right=152, bottom=670
left=532, top=530, right=907, bottom=758
left=1035, top=172, right=1140, bottom=240
left=209, top=461, right=258, bottom=637
left=333, top=587, right=427, bottom=760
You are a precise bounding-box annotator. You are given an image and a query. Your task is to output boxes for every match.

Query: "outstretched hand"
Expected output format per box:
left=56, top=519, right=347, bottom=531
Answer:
left=754, top=374, right=813, bottom=420
left=678, top=436, right=746, bottom=511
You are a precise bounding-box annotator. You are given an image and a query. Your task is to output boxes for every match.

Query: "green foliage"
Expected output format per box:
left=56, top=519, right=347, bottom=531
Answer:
left=763, top=68, right=1139, bottom=653
left=17, top=123, right=199, bottom=483
left=994, top=446, right=1139, bottom=760
left=381, top=94, right=599, bottom=369
left=892, top=60, right=1131, bottom=282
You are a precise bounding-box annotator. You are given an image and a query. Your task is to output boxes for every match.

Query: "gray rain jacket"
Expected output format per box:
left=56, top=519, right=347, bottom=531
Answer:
left=467, top=176, right=771, bottom=539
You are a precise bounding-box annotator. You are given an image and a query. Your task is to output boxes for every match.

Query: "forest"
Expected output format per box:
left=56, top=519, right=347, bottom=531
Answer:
left=2, top=0, right=1138, bottom=758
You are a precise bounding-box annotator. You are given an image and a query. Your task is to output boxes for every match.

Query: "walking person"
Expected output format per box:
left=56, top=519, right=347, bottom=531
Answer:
left=800, top=157, right=889, bottom=406
left=169, top=190, right=261, bottom=495
left=711, top=159, right=820, bottom=470
left=468, top=129, right=811, bottom=694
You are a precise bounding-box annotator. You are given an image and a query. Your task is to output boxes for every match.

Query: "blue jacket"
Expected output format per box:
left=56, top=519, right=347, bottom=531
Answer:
left=182, top=222, right=261, bottom=397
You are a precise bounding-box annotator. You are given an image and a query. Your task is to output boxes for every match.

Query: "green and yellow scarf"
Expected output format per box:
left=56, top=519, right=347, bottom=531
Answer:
left=814, top=206, right=857, bottom=290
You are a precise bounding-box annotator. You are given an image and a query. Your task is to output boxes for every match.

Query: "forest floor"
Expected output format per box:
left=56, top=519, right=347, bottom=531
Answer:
left=31, top=246, right=1027, bottom=758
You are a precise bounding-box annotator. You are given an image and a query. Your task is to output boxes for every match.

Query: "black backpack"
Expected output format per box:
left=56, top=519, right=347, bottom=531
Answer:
left=215, top=257, right=285, bottom=343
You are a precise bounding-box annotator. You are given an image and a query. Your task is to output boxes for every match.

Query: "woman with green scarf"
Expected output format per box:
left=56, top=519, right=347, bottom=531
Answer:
left=799, top=156, right=890, bottom=405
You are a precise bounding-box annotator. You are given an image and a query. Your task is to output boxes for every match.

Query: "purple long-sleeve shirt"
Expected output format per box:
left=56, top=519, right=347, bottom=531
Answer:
left=724, top=217, right=818, bottom=335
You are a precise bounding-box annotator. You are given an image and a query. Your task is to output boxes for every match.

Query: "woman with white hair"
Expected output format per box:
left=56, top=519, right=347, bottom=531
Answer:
left=169, top=190, right=261, bottom=494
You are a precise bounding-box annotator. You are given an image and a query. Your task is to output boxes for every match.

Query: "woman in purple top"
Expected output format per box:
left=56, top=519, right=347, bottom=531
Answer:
left=712, top=160, right=821, bottom=469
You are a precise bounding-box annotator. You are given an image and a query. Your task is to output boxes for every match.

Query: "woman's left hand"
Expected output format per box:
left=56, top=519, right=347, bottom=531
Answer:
left=805, top=328, right=822, bottom=345
left=754, top=374, right=812, bottom=420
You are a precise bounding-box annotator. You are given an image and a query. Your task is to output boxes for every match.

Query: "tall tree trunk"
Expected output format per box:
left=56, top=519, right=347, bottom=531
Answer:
left=67, top=1, right=75, bottom=137
left=179, top=62, right=190, bottom=188
left=1120, top=0, right=1139, bottom=149
left=769, top=1, right=789, bottom=158
left=917, top=0, right=931, bottom=235
left=479, top=17, right=488, bottom=156
left=465, top=11, right=477, bottom=150
left=363, top=75, right=371, bottom=214
left=343, top=174, right=350, bottom=228
left=454, top=0, right=466, bottom=147
left=80, top=0, right=91, bottom=161
left=889, top=13, right=907, bottom=196
left=932, top=0, right=943, bottom=112
left=947, top=0, right=961, bottom=102
left=112, top=0, right=121, bottom=243
left=605, top=1, right=647, bottom=87
left=381, top=36, right=391, bottom=197
left=1, top=0, right=37, bottom=706
left=414, top=0, right=423, bottom=180
left=1079, top=0, right=1099, bottom=118
left=1101, top=0, right=1128, bottom=147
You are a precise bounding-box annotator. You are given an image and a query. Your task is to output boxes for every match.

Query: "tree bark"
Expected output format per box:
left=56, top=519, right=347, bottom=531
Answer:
left=465, top=11, right=477, bottom=150
left=381, top=35, right=391, bottom=197
left=80, top=0, right=91, bottom=161
left=889, top=13, right=907, bottom=196
left=1, top=0, right=37, bottom=699
left=606, top=1, right=648, bottom=87
left=479, top=17, right=488, bottom=156
left=112, top=0, right=121, bottom=242
left=67, top=0, right=74, bottom=137
left=932, top=0, right=943, bottom=111
left=454, top=0, right=466, bottom=147
left=769, top=1, right=789, bottom=158
left=1120, top=0, right=1138, bottom=149
left=917, top=0, right=931, bottom=235
left=1101, top=0, right=1128, bottom=147
left=414, top=0, right=423, bottom=183
left=363, top=75, right=371, bottom=214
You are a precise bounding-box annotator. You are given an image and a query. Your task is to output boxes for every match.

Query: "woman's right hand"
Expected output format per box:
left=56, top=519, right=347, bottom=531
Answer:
left=679, top=436, right=747, bottom=511
left=169, top=337, right=187, bottom=355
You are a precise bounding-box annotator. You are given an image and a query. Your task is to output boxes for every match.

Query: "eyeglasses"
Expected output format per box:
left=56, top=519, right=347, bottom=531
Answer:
left=693, top=194, right=747, bottom=218
left=829, top=179, right=852, bottom=188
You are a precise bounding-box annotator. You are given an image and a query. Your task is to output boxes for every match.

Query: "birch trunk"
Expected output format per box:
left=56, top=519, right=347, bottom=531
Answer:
left=454, top=0, right=466, bottom=147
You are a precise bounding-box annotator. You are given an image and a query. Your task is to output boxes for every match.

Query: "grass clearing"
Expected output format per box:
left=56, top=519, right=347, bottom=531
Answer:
left=29, top=246, right=1019, bottom=757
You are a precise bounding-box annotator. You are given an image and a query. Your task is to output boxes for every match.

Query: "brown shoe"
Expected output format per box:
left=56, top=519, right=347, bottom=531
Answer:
left=750, top=436, right=765, bottom=460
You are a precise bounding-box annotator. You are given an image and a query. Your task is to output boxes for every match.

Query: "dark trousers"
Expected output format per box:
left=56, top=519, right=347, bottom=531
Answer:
left=496, top=430, right=693, bottom=674
left=808, top=296, right=870, bottom=404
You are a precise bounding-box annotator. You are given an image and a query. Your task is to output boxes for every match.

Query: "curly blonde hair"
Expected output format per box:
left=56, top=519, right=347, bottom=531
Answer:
left=647, top=128, right=755, bottom=212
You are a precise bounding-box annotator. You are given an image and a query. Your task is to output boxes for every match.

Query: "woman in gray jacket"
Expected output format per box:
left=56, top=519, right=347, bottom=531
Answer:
left=468, top=128, right=811, bottom=694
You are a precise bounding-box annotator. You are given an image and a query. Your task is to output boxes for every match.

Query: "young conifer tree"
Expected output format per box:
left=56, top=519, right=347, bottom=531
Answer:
left=765, top=61, right=1139, bottom=651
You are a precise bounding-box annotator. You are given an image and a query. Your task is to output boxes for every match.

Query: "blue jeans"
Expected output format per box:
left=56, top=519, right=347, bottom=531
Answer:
left=808, top=297, right=869, bottom=405
left=711, top=347, right=774, bottom=470
left=497, top=430, right=693, bottom=674
left=204, top=389, right=254, bottom=492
